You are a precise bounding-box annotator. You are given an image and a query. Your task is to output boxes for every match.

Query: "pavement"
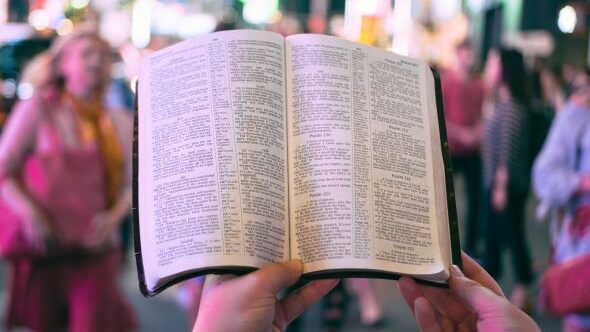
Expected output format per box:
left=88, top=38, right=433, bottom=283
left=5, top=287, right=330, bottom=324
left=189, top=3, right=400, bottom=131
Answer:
left=0, top=176, right=564, bottom=331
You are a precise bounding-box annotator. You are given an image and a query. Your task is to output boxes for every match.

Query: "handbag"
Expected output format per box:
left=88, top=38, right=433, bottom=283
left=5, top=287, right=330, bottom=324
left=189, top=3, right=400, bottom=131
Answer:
left=539, top=253, right=590, bottom=316
left=538, top=125, right=590, bottom=316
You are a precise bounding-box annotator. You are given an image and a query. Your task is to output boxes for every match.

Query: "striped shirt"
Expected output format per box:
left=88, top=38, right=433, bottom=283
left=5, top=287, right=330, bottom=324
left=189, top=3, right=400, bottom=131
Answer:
left=482, top=97, right=531, bottom=190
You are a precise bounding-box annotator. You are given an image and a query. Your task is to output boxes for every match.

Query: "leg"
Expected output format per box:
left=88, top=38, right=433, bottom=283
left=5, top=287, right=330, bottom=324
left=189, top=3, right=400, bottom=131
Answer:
left=321, top=280, right=348, bottom=329
left=483, top=189, right=503, bottom=279
left=347, top=278, right=382, bottom=326
left=462, top=153, right=483, bottom=256
left=66, top=251, right=137, bottom=332
left=16, top=260, right=68, bottom=331
left=505, top=188, right=534, bottom=285
left=503, top=188, right=533, bottom=310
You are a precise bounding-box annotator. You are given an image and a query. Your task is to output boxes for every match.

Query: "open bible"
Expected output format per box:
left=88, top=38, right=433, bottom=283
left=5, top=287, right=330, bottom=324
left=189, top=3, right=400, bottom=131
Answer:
left=133, top=30, right=460, bottom=296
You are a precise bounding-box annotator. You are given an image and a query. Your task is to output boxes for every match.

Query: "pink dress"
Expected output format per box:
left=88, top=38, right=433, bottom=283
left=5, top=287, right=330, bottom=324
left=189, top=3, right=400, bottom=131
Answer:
left=0, top=97, right=137, bottom=331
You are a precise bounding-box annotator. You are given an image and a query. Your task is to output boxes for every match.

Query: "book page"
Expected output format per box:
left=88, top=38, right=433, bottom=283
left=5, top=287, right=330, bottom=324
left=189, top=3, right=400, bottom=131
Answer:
left=138, top=30, right=288, bottom=290
left=286, top=34, right=449, bottom=279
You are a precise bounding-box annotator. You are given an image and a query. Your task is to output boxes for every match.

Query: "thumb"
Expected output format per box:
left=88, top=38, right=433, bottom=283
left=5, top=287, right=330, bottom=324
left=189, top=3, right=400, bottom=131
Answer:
left=449, top=265, right=505, bottom=315
left=249, top=260, right=304, bottom=295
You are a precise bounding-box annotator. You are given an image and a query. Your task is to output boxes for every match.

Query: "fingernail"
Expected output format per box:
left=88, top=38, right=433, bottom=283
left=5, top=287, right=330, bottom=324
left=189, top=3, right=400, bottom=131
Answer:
left=450, top=265, right=464, bottom=277
left=285, top=259, right=304, bottom=273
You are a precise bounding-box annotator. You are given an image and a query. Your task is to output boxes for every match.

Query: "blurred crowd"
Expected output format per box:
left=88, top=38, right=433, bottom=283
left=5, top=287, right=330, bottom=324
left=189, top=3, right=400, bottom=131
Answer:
left=0, top=4, right=589, bottom=332
left=440, top=40, right=590, bottom=332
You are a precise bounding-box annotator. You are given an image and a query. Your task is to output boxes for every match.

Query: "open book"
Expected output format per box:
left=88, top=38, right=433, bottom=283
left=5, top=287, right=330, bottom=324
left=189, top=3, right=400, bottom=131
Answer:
left=133, top=30, right=460, bottom=296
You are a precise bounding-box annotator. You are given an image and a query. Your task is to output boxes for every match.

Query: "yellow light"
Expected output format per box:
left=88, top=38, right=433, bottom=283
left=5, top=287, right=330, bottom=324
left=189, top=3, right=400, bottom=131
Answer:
left=56, top=18, right=74, bottom=36
left=71, top=0, right=90, bottom=10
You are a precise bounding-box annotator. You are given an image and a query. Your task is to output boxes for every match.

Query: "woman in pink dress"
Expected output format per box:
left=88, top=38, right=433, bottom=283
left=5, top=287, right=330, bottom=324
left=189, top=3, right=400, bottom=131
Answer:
left=0, top=31, right=137, bottom=331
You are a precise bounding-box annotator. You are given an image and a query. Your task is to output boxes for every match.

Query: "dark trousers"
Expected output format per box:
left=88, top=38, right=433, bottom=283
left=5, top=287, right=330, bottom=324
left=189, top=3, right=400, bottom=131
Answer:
left=483, top=186, right=533, bottom=285
left=452, top=153, right=482, bottom=255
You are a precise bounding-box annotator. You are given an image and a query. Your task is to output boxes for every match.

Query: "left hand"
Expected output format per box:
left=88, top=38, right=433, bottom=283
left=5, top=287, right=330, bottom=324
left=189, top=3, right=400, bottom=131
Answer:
left=398, top=253, right=540, bottom=332
left=84, top=210, right=119, bottom=249
left=193, top=260, right=338, bottom=332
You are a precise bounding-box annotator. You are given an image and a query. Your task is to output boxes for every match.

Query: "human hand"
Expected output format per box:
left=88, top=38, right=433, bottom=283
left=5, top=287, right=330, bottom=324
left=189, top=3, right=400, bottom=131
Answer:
left=193, top=260, right=338, bottom=332
left=22, top=207, right=53, bottom=251
left=398, top=253, right=540, bottom=332
left=84, top=210, right=119, bottom=249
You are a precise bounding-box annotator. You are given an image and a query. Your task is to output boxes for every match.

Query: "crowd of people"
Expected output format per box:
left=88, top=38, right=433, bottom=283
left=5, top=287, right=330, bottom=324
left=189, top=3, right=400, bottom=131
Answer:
left=0, top=19, right=589, bottom=332
left=441, top=39, right=590, bottom=332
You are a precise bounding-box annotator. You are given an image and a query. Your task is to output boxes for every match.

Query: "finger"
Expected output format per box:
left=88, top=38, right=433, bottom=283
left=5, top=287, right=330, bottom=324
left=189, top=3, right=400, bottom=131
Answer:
left=418, top=284, right=473, bottom=324
left=414, top=297, right=443, bottom=332
left=449, top=265, right=505, bottom=315
left=202, top=274, right=236, bottom=295
left=398, top=276, right=423, bottom=314
left=460, top=253, right=504, bottom=296
left=279, top=279, right=339, bottom=324
left=245, top=260, right=304, bottom=295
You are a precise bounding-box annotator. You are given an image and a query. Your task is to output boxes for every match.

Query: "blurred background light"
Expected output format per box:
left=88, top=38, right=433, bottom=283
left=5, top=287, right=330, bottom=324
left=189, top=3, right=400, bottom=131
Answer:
left=391, top=0, right=411, bottom=55
left=466, top=0, right=485, bottom=14
left=70, top=0, right=89, bottom=10
left=17, top=82, right=34, bottom=100
left=28, top=9, right=50, bottom=31
left=56, top=18, right=73, bottom=36
left=132, top=0, right=153, bottom=48
left=558, top=5, right=577, bottom=34
left=0, top=0, right=7, bottom=24
left=242, top=0, right=279, bottom=25
left=177, top=13, right=217, bottom=38
left=431, top=0, right=460, bottom=23
left=1, top=79, right=17, bottom=99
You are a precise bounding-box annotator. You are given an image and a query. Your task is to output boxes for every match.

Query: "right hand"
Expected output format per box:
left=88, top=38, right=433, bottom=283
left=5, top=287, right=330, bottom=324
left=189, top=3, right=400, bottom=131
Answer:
left=398, top=253, right=540, bottom=332
left=22, top=207, right=53, bottom=251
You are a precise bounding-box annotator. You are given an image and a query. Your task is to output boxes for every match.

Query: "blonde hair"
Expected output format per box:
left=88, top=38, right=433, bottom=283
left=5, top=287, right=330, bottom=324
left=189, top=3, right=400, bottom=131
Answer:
left=21, top=29, right=111, bottom=95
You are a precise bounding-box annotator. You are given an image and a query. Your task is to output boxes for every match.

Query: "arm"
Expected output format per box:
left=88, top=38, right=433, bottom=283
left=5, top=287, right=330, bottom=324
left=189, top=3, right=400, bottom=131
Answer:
left=496, top=102, right=525, bottom=187
left=85, top=109, right=133, bottom=247
left=0, top=96, right=53, bottom=243
left=532, top=108, right=582, bottom=207
left=491, top=102, right=523, bottom=211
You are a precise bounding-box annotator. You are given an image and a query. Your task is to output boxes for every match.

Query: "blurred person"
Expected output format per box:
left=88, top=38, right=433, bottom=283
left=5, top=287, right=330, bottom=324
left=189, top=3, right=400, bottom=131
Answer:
left=481, top=48, right=534, bottom=310
left=441, top=40, right=485, bottom=257
left=530, top=65, right=564, bottom=166
left=533, top=69, right=590, bottom=332
left=0, top=30, right=137, bottom=331
left=191, top=254, right=540, bottom=332
left=562, top=63, right=579, bottom=96
left=347, top=278, right=383, bottom=326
